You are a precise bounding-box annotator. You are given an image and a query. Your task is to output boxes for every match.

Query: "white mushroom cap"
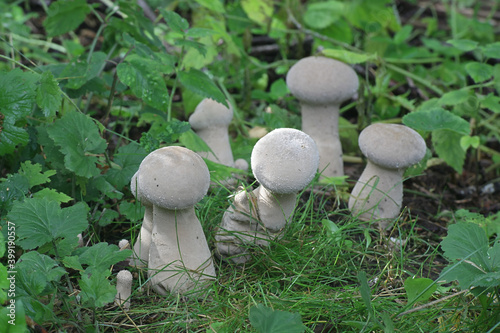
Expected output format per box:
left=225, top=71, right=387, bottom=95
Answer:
left=115, top=269, right=133, bottom=309
left=130, top=171, right=152, bottom=207
left=251, top=128, right=319, bottom=194
left=286, top=56, right=359, bottom=105
left=189, top=98, right=233, bottom=129
left=359, top=123, right=426, bottom=169
left=137, top=146, right=210, bottom=210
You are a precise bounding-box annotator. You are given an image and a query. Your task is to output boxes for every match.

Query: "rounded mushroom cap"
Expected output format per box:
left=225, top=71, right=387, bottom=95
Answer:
left=359, top=123, right=427, bottom=169
left=189, top=98, right=233, bottom=130
left=117, top=270, right=133, bottom=285
left=138, top=146, right=210, bottom=210
left=286, top=56, right=359, bottom=105
left=251, top=128, right=319, bottom=194
left=130, top=171, right=153, bottom=207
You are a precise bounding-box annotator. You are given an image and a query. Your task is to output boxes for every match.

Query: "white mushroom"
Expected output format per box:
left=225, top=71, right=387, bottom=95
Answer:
left=118, top=239, right=130, bottom=250
left=115, top=270, right=133, bottom=310
left=129, top=171, right=153, bottom=268
left=348, top=123, right=426, bottom=229
left=286, top=56, right=359, bottom=178
left=138, top=146, right=215, bottom=296
left=215, top=128, right=319, bottom=264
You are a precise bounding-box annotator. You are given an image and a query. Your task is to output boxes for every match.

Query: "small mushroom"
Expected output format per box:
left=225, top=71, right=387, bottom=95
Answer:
left=286, top=56, right=359, bottom=178
left=348, top=123, right=426, bottom=229
left=129, top=171, right=153, bottom=268
left=189, top=98, right=236, bottom=167
left=115, top=270, right=133, bottom=310
left=138, top=146, right=215, bottom=296
left=215, top=128, right=319, bottom=264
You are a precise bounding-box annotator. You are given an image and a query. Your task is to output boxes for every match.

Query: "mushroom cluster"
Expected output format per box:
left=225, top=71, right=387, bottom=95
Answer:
left=215, top=128, right=319, bottom=264
left=348, top=123, right=427, bottom=229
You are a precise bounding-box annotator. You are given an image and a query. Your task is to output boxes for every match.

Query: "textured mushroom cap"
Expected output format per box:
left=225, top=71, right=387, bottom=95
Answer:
left=359, top=123, right=426, bottom=169
left=130, top=171, right=153, bottom=207
left=286, top=56, right=359, bottom=105
left=251, top=128, right=319, bottom=194
left=117, top=270, right=133, bottom=285
left=189, top=98, right=233, bottom=129
left=138, top=146, right=210, bottom=210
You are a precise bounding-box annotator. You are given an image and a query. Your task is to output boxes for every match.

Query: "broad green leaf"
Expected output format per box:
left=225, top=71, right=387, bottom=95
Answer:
left=471, top=271, right=500, bottom=288
left=249, top=303, right=306, bottom=333
left=481, top=42, right=500, bottom=59
left=18, top=161, right=56, bottom=187
left=79, top=242, right=132, bottom=274
left=62, top=255, right=84, bottom=271
left=43, top=0, right=91, bottom=37
left=480, top=93, right=500, bottom=113
left=394, top=25, right=413, bottom=44
left=0, top=69, right=37, bottom=155
left=178, top=69, right=227, bottom=107
left=175, top=39, right=207, bottom=57
left=161, top=9, right=189, bottom=33
left=119, top=201, right=145, bottom=223
left=117, top=54, right=170, bottom=110
left=16, top=252, right=66, bottom=296
left=46, top=110, right=107, bottom=178
left=105, top=142, right=147, bottom=189
left=432, top=129, right=465, bottom=174
left=194, top=0, right=225, bottom=13
left=321, top=49, right=377, bottom=64
left=402, top=108, right=469, bottom=135
left=446, top=39, right=478, bottom=52
left=32, top=188, right=72, bottom=203
left=241, top=0, right=273, bottom=26
left=438, top=89, right=471, bottom=106
left=404, top=277, right=437, bottom=303
left=304, top=1, right=344, bottom=30
left=36, top=71, right=62, bottom=117
left=0, top=299, right=27, bottom=332
left=321, top=219, right=341, bottom=240
left=63, top=52, right=107, bottom=89
left=465, top=62, right=493, bottom=83
left=8, top=198, right=88, bottom=250
left=460, top=135, right=480, bottom=150
left=78, top=269, right=116, bottom=308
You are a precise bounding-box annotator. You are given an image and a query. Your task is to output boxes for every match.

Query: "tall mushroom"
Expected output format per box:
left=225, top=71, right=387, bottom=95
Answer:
left=348, top=123, right=426, bottom=229
left=215, top=128, right=319, bottom=264
left=286, top=56, right=359, bottom=178
left=137, top=146, right=215, bottom=295
left=129, top=171, right=153, bottom=267
left=115, top=270, right=133, bottom=310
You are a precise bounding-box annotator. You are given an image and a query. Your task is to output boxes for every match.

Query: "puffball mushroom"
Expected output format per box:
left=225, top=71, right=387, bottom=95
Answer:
left=215, top=128, right=319, bottom=264
left=129, top=171, right=153, bottom=268
left=348, top=123, right=426, bottom=229
left=286, top=56, right=359, bottom=178
left=115, top=270, right=133, bottom=310
left=137, top=146, right=216, bottom=296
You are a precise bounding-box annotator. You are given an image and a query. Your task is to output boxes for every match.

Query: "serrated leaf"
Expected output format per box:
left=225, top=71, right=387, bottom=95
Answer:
left=105, top=142, right=147, bottom=189
left=43, top=0, right=91, bottom=37
left=0, top=69, right=37, bottom=155
left=432, top=129, right=465, bottom=173
left=117, top=54, right=170, bottom=110
left=404, top=277, right=437, bottom=304
left=481, top=42, right=500, bottom=59
left=18, top=161, right=56, bottom=187
left=441, top=223, right=489, bottom=270
left=78, top=269, right=116, bottom=308
left=79, top=242, right=132, bottom=274
left=62, top=255, right=84, bottom=271
left=63, top=52, right=107, bottom=90
left=241, top=0, right=273, bottom=26
left=46, top=110, right=107, bottom=178
left=178, top=69, right=227, bottom=107
left=36, top=71, right=61, bottom=117
left=465, top=62, right=493, bottom=83
left=119, top=201, right=145, bottom=223
left=92, top=176, right=123, bottom=199
left=16, top=251, right=66, bottom=296
left=402, top=107, right=469, bottom=135
left=446, top=39, right=478, bottom=52
left=438, top=89, right=471, bottom=106
left=321, top=48, right=377, bottom=64
left=32, top=188, right=72, bottom=203
left=161, top=9, right=189, bottom=33
left=304, top=1, right=344, bottom=29
left=8, top=198, right=88, bottom=250
left=249, top=304, right=306, bottom=333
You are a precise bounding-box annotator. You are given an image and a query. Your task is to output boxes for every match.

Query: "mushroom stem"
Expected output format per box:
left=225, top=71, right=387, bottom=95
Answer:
left=115, top=270, right=133, bottom=310
left=148, top=206, right=216, bottom=295
left=130, top=172, right=153, bottom=267
left=252, top=186, right=297, bottom=233
left=300, top=103, right=342, bottom=178
left=348, top=161, right=404, bottom=228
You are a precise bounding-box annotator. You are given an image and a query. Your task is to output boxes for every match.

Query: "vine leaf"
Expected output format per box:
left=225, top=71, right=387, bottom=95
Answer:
left=178, top=69, right=227, bottom=107
left=43, top=0, right=91, bottom=37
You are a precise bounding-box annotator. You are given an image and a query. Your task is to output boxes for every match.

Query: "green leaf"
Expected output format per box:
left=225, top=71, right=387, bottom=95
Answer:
left=18, top=161, right=56, bottom=187
left=0, top=299, right=27, bottom=332
left=432, top=129, right=465, bottom=174
left=394, top=25, right=413, bottom=44
left=321, top=48, right=377, bottom=64
left=62, top=255, right=84, bottom=271
left=186, top=28, right=218, bottom=39
left=404, top=277, right=437, bottom=304
left=161, top=9, right=189, bottom=33
left=481, top=42, right=500, bottom=59
left=460, top=135, right=480, bottom=150
left=36, top=71, right=62, bottom=117
left=105, top=142, right=147, bottom=189
left=446, top=39, right=478, bottom=52
left=402, top=108, right=470, bottom=135
left=117, top=54, right=170, bottom=110
left=494, top=64, right=500, bottom=95
left=79, top=242, right=132, bottom=274
left=78, top=269, right=116, bottom=308
left=480, top=93, right=500, bottom=113
left=321, top=219, right=341, bottom=242
left=241, top=0, right=273, bottom=26
left=465, top=62, right=493, bottom=83
left=249, top=303, right=306, bottom=333
left=357, top=271, right=373, bottom=317
left=119, top=201, right=145, bottom=223
left=0, top=263, right=7, bottom=304
left=0, top=69, right=37, bottom=155
left=16, top=251, right=66, bottom=295
left=32, top=188, right=72, bottom=203
left=43, top=0, right=91, bottom=37
left=304, top=1, right=344, bottom=30
left=63, top=51, right=107, bottom=90
left=438, top=89, right=471, bottom=106
left=8, top=198, right=88, bottom=250
left=175, top=39, right=207, bottom=57
left=194, top=0, right=225, bottom=13
left=178, top=69, right=227, bottom=107
left=46, top=110, right=107, bottom=178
